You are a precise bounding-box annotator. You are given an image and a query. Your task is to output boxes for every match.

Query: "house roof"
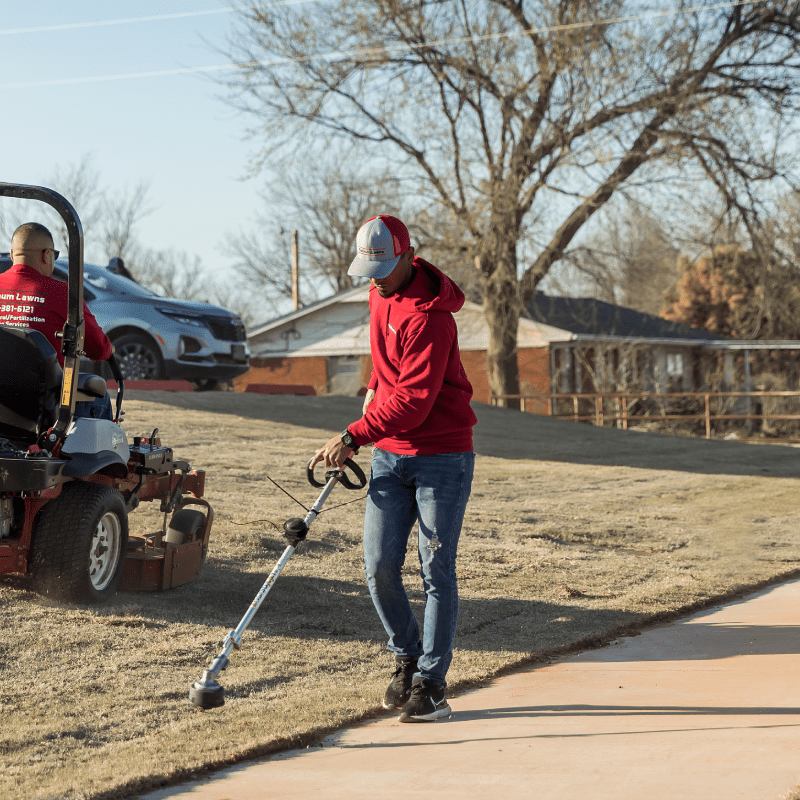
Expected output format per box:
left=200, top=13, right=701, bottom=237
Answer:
left=247, top=287, right=566, bottom=359
left=248, top=283, right=369, bottom=339
left=246, top=287, right=737, bottom=361
left=527, top=294, right=727, bottom=342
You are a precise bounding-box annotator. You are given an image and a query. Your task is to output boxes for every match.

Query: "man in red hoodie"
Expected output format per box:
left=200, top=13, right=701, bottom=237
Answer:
left=311, top=215, right=476, bottom=722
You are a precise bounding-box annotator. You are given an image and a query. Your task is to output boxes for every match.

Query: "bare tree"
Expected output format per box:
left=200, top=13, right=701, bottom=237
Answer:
left=227, top=157, right=405, bottom=306
left=0, top=154, right=105, bottom=250
left=0, top=159, right=256, bottom=324
left=551, top=201, right=681, bottom=314
left=223, top=224, right=299, bottom=308
left=99, top=181, right=153, bottom=262
left=661, top=187, right=800, bottom=341
left=278, top=161, right=405, bottom=293
left=0, top=155, right=149, bottom=267
left=224, top=0, right=800, bottom=402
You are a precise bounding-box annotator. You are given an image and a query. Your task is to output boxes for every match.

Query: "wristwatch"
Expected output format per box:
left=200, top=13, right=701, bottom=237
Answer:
left=341, top=427, right=359, bottom=454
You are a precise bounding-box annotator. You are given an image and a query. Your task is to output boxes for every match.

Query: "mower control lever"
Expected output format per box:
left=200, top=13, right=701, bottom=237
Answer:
left=106, top=353, right=124, bottom=421
left=306, top=456, right=366, bottom=490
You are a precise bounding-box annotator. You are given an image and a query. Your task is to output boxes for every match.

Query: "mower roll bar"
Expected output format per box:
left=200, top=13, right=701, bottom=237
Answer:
left=0, top=182, right=84, bottom=451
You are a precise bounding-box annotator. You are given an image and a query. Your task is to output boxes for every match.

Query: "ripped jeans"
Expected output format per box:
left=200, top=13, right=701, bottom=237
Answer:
left=363, top=448, right=474, bottom=683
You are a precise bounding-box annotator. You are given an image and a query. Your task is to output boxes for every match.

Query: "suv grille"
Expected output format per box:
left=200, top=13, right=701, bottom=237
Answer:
left=204, top=316, right=246, bottom=342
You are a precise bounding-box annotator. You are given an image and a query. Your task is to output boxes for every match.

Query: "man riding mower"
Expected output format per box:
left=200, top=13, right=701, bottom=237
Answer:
left=0, top=181, right=213, bottom=604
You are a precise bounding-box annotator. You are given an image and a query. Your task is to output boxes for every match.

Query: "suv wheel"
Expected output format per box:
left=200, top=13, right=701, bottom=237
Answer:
left=112, top=333, right=164, bottom=381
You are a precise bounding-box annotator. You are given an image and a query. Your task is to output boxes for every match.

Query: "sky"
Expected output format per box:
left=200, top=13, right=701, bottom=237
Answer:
left=1, top=1, right=269, bottom=299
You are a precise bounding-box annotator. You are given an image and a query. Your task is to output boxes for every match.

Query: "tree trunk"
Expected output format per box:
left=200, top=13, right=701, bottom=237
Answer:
left=482, top=223, right=521, bottom=407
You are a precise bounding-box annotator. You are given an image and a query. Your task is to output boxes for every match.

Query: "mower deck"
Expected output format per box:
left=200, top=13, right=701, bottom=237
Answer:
left=0, top=435, right=213, bottom=594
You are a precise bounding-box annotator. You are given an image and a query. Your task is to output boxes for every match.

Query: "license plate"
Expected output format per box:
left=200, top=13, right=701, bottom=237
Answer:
left=231, top=344, right=247, bottom=362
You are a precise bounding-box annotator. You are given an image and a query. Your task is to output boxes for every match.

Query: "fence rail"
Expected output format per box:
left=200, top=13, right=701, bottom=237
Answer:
left=489, top=390, right=800, bottom=440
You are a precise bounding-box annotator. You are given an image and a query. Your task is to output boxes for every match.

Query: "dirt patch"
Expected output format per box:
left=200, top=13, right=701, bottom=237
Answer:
left=1, top=392, right=799, bottom=799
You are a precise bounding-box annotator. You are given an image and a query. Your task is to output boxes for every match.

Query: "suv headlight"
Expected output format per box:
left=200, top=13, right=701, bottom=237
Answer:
left=156, top=306, right=206, bottom=327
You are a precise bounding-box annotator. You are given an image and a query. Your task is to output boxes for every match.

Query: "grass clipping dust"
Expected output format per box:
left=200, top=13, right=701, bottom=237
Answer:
left=2, top=392, right=800, bottom=800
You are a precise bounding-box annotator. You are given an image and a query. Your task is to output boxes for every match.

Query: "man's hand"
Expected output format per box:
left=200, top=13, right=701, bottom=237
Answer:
left=362, top=388, right=375, bottom=416
left=310, top=433, right=352, bottom=470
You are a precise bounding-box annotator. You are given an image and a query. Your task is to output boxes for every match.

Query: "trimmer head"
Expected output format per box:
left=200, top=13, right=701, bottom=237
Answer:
left=189, top=677, right=225, bottom=709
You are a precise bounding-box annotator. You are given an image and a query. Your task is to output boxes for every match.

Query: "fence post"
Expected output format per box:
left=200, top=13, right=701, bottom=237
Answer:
left=595, top=395, right=603, bottom=427
left=622, top=394, right=628, bottom=430
left=704, top=393, right=711, bottom=439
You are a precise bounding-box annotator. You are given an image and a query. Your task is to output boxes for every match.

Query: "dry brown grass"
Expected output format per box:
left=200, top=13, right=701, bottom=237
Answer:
left=2, top=392, right=799, bottom=800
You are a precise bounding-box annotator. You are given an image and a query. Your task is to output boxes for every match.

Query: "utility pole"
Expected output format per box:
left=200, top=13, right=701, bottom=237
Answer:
left=291, top=230, right=300, bottom=310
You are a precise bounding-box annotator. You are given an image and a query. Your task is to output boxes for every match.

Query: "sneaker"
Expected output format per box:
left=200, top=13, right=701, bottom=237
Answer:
left=382, top=656, right=418, bottom=710
left=398, top=676, right=451, bottom=722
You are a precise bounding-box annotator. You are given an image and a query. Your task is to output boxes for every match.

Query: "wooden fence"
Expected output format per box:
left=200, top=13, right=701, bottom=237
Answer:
left=489, top=390, right=800, bottom=440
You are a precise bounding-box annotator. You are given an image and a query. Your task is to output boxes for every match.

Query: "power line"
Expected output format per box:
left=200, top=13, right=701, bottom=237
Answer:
left=0, top=0, right=767, bottom=90
left=0, top=2, right=313, bottom=36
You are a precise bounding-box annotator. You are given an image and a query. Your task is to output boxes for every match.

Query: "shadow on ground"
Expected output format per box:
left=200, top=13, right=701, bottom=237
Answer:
left=104, top=569, right=639, bottom=662
left=126, top=391, right=800, bottom=478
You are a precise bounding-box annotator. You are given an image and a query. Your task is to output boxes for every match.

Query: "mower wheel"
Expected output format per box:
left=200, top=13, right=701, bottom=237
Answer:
left=30, top=482, right=129, bottom=604
left=165, top=508, right=207, bottom=560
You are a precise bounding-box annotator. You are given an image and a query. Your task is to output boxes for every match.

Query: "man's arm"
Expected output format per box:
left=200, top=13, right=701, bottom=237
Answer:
left=362, top=388, right=375, bottom=416
left=348, top=314, right=453, bottom=446
left=81, top=301, right=113, bottom=362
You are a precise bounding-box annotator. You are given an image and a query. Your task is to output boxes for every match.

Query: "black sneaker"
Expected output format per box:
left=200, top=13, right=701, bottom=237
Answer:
left=382, top=656, right=418, bottom=710
left=398, top=676, right=451, bottom=722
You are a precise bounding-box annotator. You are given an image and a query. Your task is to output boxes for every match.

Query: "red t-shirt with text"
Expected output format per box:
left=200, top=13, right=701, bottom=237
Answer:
left=0, top=264, right=113, bottom=366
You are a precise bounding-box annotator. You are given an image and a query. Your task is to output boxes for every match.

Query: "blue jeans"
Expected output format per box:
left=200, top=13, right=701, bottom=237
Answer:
left=363, top=448, right=475, bottom=684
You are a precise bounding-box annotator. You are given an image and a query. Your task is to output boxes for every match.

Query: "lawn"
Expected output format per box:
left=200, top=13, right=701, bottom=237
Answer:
left=1, top=392, right=798, bottom=799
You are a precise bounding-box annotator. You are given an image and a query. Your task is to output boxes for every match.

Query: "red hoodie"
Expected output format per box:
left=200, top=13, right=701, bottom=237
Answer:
left=0, top=264, right=113, bottom=366
left=348, top=257, right=477, bottom=455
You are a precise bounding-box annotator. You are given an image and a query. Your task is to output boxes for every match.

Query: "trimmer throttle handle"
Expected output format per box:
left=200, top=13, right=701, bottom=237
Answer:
left=306, top=457, right=367, bottom=490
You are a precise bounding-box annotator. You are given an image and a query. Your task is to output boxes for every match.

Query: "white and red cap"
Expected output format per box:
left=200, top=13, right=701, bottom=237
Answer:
left=348, top=215, right=410, bottom=279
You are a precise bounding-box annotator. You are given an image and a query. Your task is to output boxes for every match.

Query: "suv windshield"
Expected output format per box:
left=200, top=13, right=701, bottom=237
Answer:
left=53, top=260, right=159, bottom=299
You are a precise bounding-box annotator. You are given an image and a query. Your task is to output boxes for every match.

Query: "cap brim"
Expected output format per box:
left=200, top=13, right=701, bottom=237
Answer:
left=348, top=253, right=401, bottom=280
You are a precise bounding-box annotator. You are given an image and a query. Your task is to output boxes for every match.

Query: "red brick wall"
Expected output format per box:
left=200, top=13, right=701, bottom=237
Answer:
left=455, top=347, right=551, bottom=410
left=518, top=347, right=552, bottom=414
left=235, top=347, right=552, bottom=413
left=234, top=355, right=328, bottom=394
left=460, top=350, right=490, bottom=403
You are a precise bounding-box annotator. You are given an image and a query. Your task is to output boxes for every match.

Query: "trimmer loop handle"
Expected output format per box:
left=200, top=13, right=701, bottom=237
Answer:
left=306, top=457, right=367, bottom=490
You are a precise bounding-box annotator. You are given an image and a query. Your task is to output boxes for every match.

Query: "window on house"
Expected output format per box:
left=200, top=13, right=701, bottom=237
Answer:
left=666, top=352, right=684, bottom=391
left=556, top=348, right=572, bottom=393
left=327, top=355, right=362, bottom=396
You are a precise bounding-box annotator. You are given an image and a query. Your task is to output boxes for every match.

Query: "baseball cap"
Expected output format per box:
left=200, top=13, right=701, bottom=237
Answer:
left=348, top=215, right=410, bottom=279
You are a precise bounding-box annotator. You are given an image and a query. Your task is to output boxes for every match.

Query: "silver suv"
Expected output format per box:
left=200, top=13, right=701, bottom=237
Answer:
left=0, top=254, right=250, bottom=388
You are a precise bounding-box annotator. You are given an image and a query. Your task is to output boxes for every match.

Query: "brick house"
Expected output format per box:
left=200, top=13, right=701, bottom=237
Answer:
left=236, top=285, right=569, bottom=407
left=236, top=288, right=768, bottom=408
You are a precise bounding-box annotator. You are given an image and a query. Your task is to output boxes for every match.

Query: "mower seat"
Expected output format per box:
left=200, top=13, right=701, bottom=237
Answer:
left=0, top=326, right=63, bottom=443
left=76, top=374, right=108, bottom=400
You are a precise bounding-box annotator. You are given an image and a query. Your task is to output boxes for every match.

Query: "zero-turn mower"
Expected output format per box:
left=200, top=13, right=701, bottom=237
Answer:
left=0, top=181, right=213, bottom=604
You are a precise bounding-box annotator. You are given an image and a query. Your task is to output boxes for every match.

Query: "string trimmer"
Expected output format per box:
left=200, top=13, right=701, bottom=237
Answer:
left=189, top=456, right=367, bottom=709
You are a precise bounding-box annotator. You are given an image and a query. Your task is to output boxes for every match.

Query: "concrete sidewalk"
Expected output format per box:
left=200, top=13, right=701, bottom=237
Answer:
left=142, top=579, right=800, bottom=800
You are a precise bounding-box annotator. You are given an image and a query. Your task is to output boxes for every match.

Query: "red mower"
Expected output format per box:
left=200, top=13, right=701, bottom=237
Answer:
left=0, top=181, right=213, bottom=604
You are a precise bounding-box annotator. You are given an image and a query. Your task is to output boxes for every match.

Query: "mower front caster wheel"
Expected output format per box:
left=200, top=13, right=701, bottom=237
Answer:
left=165, top=508, right=208, bottom=562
